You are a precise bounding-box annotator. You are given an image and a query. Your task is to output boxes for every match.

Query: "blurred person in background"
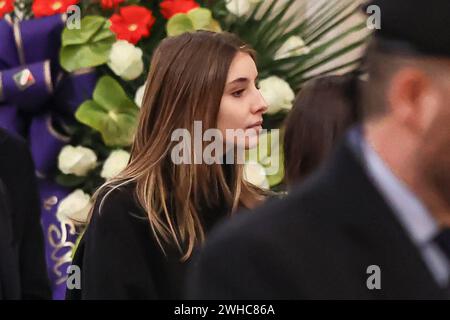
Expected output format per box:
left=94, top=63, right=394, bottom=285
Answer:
left=283, top=74, right=361, bottom=187
left=0, top=128, right=51, bottom=299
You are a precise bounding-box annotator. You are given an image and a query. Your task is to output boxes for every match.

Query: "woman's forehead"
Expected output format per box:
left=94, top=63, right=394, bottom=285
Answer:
left=226, top=52, right=258, bottom=82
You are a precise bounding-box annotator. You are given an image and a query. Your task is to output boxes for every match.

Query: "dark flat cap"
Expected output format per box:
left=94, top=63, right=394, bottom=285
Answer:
left=364, top=0, right=450, bottom=57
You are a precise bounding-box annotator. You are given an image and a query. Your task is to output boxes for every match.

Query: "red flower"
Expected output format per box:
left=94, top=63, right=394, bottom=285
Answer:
left=110, top=5, right=155, bottom=45
left=100, top=0, right=124, bottom=10
left=0, top=0, right=14, bottom=18
left=32, top=0, right=79, bottom=18
left=160, top=0, right=199, bottom=19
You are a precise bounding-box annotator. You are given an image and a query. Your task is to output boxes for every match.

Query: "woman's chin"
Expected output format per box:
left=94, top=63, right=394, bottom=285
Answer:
left=245, top=126, right=263, bottom=135
left=222, top=126, right=263, bottom=151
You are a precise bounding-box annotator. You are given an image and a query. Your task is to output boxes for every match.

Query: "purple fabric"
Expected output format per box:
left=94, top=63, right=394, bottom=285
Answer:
left=38, top=178, right=77, bottom=300
left=53, top=70, right=98, bottom=116
left=0, top=15, right=97, bottom=299
left=30, top=114, right=69, bottom=176
left=1, top=61, right=53, bottom=113
left=0, top=104, right=24, bottom=136
left=20, top=15, right=65, bottom=65
left=0, top=14, right=97, bottom=300
left=0, top=20, right=19, bottom=70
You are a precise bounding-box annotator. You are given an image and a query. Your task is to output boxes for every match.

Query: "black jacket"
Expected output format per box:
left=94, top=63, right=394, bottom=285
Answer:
left=0, top=129, right=51, bottom=299
left=66, top=183, right=230, bottom=300
left=187, top=140, right=448, bottom=299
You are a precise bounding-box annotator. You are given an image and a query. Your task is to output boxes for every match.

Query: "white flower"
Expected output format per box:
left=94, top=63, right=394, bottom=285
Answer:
left=275, top=36, right=311, bottom=60
left=56, top=189, right=92, bottom=224
left=226, top=0, right=261, bottom=17
left=244, top=162, right=269, bottom=189
left=108, top=40, right=144, bottom=81
left=58, top=145, right=97, bottom=176
left=259, top=76, right=295, bottom=115
left=101, top=149, right=131, bottom=179
left=134, top=82, right=147, bottom=108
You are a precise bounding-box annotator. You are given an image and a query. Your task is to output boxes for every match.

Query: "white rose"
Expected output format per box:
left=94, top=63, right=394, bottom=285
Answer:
left=134, top=82, right=147, bottom=108
left=56, top=189, right=92, bottom=224
left=101, top=149, right=131, bottom=179
left=275, top=36, right=311, bottom=60
left=244, top=161, right=269, bottom=189
left=259, top=76, right=295, bottom=115
left=58, top=145, right=97, bottom=176
left=226, top=0, right=261, bottom=17
left=108, top=40, right=144, bottom=81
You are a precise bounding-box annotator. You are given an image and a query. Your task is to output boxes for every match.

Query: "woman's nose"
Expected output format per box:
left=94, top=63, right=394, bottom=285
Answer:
left=252, top=89, right=268, bottom=114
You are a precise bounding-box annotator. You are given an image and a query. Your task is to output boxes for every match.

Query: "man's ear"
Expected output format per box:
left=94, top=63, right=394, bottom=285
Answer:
left=387, top=67, right=436, bottom=134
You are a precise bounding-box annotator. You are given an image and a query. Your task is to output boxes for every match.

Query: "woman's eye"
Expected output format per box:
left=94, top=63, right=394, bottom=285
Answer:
left=232, top=89, right=245, bottom=97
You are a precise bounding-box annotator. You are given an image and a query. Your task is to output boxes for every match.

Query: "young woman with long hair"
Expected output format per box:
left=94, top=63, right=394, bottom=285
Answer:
left=67, top=30, right=268, bottom=299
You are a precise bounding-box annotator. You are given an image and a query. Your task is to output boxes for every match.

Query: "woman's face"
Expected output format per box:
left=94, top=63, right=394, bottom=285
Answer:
left=217, top=52, right=268, bottom=149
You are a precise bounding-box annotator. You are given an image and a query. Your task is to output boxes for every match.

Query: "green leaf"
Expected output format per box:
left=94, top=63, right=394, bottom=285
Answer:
left=75, top=100, right=106, bottom=133
left=75, top=76, right=139, bottom=147
left=61, top=16, right=106, bottom=46
left=166, top=8, right=220, bottom=36
left=188, top=8, right=212, bottom=30
left=56, top=174, right=87, bottom=188
left=91, top=21, right=114, bottom=42
left=60, top=16, right=115, bottom=72
left=93, top=76, right=137, bottom=112
left=167, top=13, right=195, bottom=37
left=208, top=19, right=222, bottom=32
left=60, top=40, right=114, bottom=72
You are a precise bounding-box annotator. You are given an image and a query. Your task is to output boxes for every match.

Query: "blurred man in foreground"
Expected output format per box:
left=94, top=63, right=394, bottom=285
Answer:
left=188, top=0, right=450, bottom=299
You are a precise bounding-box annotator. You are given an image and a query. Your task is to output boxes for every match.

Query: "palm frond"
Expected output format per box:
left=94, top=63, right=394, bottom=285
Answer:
left=284, top=22, right=368, bottom=76
left=211, top=0, right=369, bottom=92
left=296, top=57, right=364, bottom=86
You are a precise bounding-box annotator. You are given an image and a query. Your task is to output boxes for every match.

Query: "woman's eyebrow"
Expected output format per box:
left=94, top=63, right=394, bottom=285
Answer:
left=226, top=74, right=259, bottom=86
left=227, top=77, right=250, bottom=86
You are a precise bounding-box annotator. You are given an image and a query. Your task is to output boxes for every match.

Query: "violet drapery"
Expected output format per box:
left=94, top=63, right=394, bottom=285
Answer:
left=0, top=14, right=97, bottom=299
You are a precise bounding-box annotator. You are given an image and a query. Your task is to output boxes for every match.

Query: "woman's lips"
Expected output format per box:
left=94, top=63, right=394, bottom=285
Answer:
left=248, top=125, right=262, bottom=130
left=245, top=125, right=263, bottom=135
left=246, top=121, right=263, bottom=130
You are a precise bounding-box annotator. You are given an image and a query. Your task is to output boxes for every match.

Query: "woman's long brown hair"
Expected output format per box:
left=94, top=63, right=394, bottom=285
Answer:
left=90, top=31, right=266, bottom=260
left=283, top=74, right=361, bottom=186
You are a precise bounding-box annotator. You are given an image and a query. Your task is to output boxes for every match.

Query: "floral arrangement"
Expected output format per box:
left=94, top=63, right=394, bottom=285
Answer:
left=0, top=0, right=367, bottom=298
